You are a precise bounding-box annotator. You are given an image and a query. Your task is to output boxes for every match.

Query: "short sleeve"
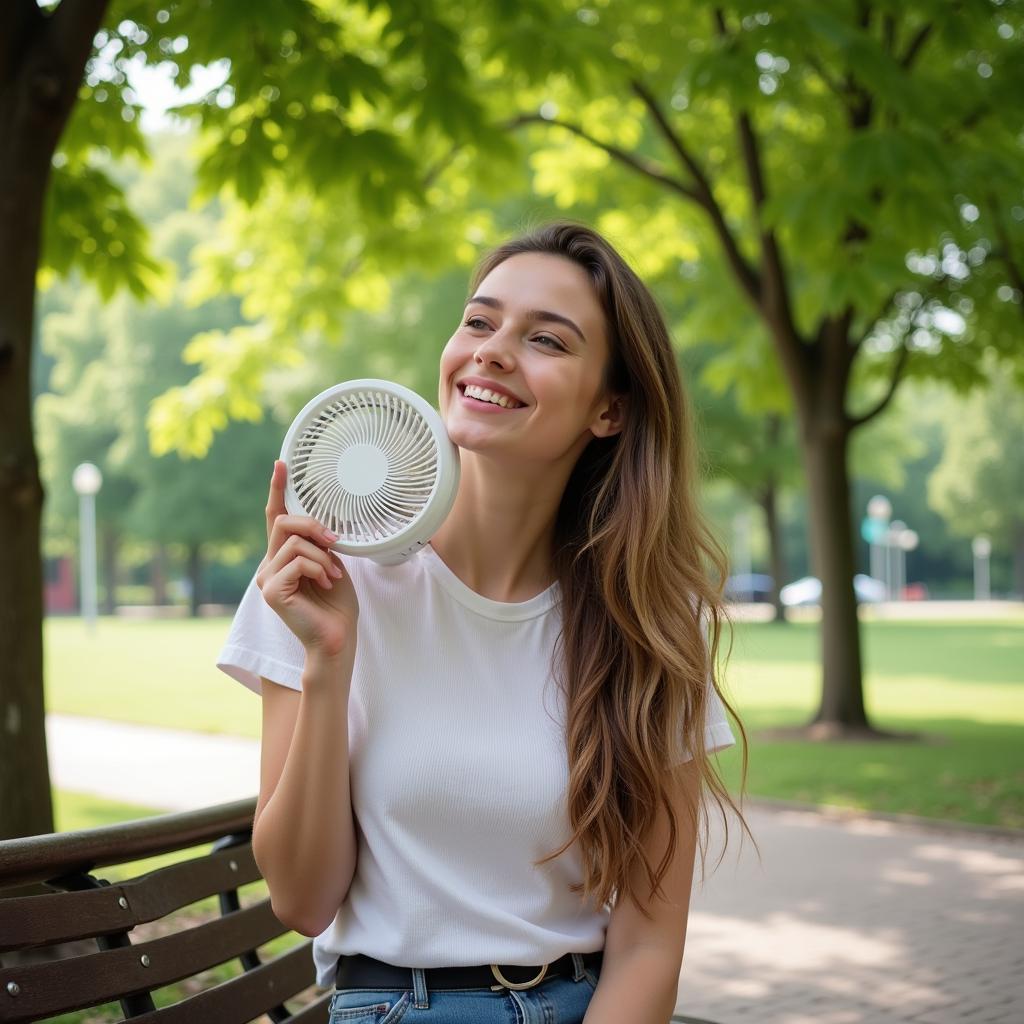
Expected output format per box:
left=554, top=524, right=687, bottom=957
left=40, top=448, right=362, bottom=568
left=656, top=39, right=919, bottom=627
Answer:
left=215, top=571, right=307, bottom=696
left=671, top=684, right=737, bottom=765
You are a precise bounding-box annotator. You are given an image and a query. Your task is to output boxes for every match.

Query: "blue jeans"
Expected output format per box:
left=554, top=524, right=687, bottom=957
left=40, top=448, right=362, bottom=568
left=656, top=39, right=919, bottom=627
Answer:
left=329, top=952, right=599, bottom=1023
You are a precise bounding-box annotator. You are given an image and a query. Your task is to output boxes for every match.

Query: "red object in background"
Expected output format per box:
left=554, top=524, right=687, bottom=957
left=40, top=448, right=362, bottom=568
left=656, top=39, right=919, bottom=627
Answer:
left=44, top=555, right=76, bottom=613
left=902, top=582, right=930, bottom=601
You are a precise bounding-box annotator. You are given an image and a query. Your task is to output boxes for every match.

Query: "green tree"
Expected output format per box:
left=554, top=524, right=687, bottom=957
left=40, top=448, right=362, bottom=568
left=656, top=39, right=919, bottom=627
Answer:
left=37, top=206, right=282, bottom=622
left=163, top=1, right=1023, bottom=747
left=928, top=370, right=1024, bottom=598
left=511, top=4, right=1024, bottom=741
left=37, top=284, right=140, bottom=613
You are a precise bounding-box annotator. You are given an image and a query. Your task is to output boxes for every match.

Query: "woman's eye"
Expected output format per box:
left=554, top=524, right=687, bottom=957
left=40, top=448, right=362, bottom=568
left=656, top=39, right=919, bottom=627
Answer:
left=534, top=334, right=565, bottom=350
left=463, top=317, right=564, bottom=351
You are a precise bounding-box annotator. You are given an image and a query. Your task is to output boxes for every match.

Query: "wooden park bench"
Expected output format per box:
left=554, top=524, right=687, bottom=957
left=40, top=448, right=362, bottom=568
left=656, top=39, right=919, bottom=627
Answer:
left=0, top=798, right=719, bottom=1023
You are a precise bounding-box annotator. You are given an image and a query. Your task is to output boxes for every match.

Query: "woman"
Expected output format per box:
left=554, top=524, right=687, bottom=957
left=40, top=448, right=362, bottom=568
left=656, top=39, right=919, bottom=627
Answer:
left=216, top=219, right=754, bottom=1024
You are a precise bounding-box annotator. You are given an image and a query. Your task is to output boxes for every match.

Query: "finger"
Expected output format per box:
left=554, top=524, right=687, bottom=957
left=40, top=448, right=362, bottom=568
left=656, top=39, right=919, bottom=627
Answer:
left=265, top=460, right=289, bottom=538
left=266, top=534, right=343, bottom=582
left=268, top=513, right=338, bottom=561
left=269, top=554, right=335, bottom=595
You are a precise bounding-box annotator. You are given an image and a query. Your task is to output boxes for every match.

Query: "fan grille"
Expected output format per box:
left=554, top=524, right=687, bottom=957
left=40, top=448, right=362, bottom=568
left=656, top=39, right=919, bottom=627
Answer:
left=290, top=389, right=438, bottom=544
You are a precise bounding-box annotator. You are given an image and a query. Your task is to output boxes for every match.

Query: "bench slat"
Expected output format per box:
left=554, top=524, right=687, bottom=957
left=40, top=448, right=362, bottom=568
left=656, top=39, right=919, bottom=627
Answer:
left=0, top=843, right=261, bottom=953
left=123, top=940, right=325, bottom=1024
left=0, top=899, right=289, bottom=1021
left=0, top=799, right=256, bottom=889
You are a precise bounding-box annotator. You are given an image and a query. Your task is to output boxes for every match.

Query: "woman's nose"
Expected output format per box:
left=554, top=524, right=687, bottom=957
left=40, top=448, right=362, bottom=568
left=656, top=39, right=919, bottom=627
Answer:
left=474, top=327, right=516, bottom=364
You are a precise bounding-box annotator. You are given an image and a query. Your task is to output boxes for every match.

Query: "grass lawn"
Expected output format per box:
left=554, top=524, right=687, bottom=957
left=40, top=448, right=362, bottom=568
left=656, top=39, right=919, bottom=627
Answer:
left=46, top=616, right=263, bottom=738
left=44, top=614, right=1024, bottom=828
left=53, top=788, right=164, bottom=833
left=713, top=617, right=1024, bottom=828
left=51, top=791, right=215, bottom=881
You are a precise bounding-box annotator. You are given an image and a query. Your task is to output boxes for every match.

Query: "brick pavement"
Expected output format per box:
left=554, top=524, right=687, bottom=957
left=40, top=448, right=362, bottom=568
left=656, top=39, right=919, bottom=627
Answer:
left=679, top=805, right=1023, bottom=1024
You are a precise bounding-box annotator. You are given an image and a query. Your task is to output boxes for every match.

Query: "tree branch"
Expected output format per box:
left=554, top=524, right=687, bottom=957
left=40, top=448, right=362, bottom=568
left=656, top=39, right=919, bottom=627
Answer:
left=734, top=104, right=804, bottom=334
left=627, top=77, right=761, bottom=308
left=711, top=6, right=808, bottom=386
left=625, top=79, right=707, bottom=188
left=734, top=110, right=768, bottom=209
left=422, top=145, right=461, bottom=190
left=854, top=289, right=900, bottom=351
left=899, top=22, right=933, bottom=69
left=845, top=331, right=912, bottom=429
left=503, top=111, right=703, bottom=204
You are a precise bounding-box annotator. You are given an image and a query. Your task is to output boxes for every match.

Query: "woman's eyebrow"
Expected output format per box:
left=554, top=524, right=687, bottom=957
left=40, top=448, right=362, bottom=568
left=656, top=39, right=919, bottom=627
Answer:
left=465, top=295, right=587, bottom=345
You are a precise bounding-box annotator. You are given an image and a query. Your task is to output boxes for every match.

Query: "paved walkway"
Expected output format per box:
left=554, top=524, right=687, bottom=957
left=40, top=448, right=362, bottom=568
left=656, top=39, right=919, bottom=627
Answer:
left=47, top=713, right=260, bottom=812
left=45, top=714, right=1024, bottom=1024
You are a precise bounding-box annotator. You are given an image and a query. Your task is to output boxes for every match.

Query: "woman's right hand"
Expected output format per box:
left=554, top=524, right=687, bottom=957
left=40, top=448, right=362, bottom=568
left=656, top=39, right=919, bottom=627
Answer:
left=256, top=460, right=359, bottom=660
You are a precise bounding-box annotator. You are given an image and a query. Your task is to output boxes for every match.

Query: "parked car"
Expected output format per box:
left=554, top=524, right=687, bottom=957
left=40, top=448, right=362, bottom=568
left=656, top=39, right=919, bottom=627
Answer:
left=725, top=573, right=776, bottom=603
left=779, top=574, right=886, bottom=607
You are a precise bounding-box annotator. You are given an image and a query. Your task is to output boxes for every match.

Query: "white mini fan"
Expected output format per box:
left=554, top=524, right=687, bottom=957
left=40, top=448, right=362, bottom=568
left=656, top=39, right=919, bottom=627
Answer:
left=279, top=379, right=460, bottom=565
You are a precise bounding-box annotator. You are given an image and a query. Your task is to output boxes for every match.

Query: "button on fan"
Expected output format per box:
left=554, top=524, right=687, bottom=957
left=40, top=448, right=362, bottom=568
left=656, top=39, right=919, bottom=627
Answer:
left=337, top=444, right=389, bottom=495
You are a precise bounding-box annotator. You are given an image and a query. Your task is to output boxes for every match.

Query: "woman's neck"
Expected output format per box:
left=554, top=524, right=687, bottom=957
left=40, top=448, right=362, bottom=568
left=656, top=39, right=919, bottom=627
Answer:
left=428, top=454, right=561, bottom=603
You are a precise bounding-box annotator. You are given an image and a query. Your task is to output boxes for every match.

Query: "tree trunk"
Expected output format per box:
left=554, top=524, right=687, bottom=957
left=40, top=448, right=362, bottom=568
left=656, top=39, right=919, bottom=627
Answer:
left=802, top=424, right=869, bottom=732
left=0, top=75, right=56, bottom=844
left=187, top=542, right=203, bottom=618
left=0, top=0, right=113, bottom=840
left=151, top=542, right=168, bottom=605
left=101, top=521, right=118, bottom=614
left=757, top=483, right=789, bottom=624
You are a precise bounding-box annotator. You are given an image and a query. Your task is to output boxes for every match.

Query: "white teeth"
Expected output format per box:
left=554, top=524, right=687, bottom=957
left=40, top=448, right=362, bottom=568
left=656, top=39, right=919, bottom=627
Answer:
left=464, top=384, right=523, bottom=408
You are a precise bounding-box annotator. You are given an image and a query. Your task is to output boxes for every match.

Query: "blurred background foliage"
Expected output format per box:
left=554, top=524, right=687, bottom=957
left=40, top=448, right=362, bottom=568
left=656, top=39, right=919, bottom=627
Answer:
left=34, top=123, right=1022, bottom=604
left=31, top=0, right=1023, bottom=607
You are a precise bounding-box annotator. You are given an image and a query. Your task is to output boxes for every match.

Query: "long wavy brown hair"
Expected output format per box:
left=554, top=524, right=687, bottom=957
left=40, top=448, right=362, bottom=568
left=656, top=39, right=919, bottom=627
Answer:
left=466, top=219, right=758, bottom=919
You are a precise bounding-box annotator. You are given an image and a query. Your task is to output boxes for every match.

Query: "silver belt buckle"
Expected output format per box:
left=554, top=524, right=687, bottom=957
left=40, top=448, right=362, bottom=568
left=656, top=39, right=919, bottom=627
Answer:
left=489, top=962, right=549, bottom=991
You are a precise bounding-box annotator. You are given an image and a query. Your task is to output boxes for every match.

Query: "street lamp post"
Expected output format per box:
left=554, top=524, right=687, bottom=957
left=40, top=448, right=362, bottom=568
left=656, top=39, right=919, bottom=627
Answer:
left=72, top=462, right=103, bottom=635
left=897, top=528, right=919, bottom=599
left=863, top=495, right=892, bottom=596
left=888, top=520, right=907, bottom=600
left=972, top=535, right=992, bottom=601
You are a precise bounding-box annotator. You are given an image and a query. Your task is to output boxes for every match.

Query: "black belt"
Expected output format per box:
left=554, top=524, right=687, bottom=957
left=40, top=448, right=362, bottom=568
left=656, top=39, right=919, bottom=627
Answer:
left=335, top=950, right=604, bottom=992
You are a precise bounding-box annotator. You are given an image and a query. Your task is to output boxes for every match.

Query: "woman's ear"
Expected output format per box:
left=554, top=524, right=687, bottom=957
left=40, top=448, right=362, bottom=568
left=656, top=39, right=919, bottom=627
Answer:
left=591, top=393, right=628, bottom=439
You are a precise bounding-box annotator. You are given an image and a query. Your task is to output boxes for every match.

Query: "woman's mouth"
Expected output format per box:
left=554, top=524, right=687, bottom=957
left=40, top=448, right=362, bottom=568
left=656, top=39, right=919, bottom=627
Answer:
left=456, top=382, right=528, bottom=412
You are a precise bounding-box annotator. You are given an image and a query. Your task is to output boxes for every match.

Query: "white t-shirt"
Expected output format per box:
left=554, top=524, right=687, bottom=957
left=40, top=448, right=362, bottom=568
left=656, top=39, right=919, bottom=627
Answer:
left=215, top=541, right=736, bottom=987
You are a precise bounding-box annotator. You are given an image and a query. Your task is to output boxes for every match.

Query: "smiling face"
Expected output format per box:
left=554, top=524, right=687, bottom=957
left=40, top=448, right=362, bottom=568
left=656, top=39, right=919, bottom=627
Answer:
left=438, top=252, right=624, bottom=463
